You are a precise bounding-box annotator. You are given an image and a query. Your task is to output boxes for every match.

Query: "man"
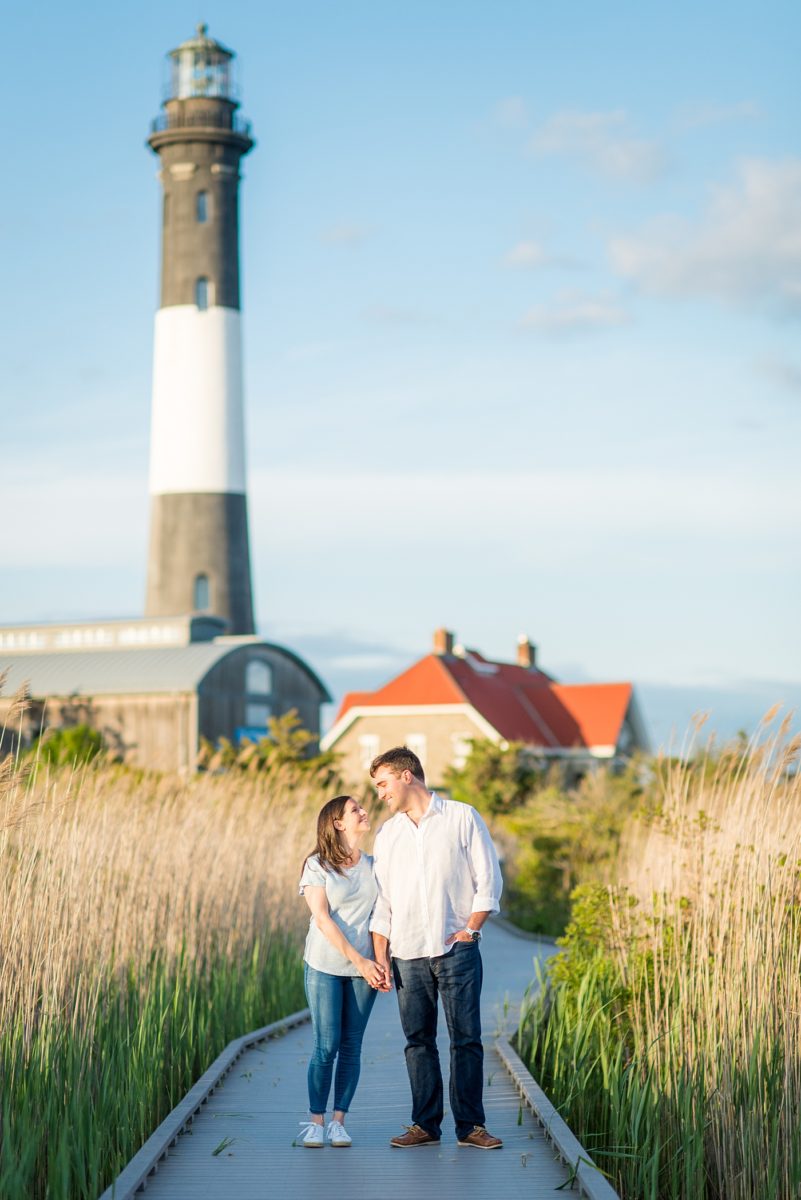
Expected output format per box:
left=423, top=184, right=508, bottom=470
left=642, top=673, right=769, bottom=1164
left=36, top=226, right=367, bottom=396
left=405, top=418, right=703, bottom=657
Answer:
left=369, top=746, right=504, bottom=1150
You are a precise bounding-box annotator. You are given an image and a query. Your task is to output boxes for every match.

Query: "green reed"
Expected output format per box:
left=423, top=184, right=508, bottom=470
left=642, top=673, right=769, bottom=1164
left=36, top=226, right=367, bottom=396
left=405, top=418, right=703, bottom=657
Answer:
left=0, top=936, right=304, bottom=1200
left=517, top=722, right=801, bottom=1199
left=0, top=734, right=325, bottom=1200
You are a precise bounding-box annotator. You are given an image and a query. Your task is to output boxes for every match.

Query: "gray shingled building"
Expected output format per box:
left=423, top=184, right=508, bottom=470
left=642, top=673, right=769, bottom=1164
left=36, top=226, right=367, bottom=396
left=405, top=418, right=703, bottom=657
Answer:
left=0, top=617, right=329, bottom=774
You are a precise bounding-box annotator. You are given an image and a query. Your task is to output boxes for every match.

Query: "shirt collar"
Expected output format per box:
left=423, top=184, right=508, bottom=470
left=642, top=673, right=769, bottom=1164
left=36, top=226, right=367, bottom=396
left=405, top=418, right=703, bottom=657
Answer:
left=420, top=791, right=444, bottom=821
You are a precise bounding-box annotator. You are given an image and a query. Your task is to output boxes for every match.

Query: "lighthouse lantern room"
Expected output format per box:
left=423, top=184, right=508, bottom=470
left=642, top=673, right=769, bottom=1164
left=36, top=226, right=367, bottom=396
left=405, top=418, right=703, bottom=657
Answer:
left=166, top=25, right=235, bottom=100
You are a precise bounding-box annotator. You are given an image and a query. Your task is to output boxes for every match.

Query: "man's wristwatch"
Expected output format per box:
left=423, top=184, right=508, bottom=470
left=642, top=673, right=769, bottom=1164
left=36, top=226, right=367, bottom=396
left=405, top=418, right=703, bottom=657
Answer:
left=463, top=927, right=482, bottom=942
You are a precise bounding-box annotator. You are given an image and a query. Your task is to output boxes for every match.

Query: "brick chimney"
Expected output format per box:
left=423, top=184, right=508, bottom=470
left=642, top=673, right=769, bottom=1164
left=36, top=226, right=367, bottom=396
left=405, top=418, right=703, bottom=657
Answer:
left=433, top=628, right=455, bottom=656
left=516, top=634, right=537, bottom=669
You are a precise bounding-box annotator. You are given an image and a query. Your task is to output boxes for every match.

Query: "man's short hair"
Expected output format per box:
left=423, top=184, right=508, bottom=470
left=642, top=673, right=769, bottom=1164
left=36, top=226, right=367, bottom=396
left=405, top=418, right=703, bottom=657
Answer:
left=369, top=746, right=426, bottom=784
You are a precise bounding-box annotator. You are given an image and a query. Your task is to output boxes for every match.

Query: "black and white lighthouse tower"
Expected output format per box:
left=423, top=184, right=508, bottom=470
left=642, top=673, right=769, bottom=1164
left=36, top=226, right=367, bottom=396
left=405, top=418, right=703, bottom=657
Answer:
left=145, top=26, right=255, bottom=635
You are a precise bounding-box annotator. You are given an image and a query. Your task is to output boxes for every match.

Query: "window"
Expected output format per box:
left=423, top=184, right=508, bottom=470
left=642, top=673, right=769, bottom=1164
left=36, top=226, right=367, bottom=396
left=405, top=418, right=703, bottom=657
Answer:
left=405, top=733, right=427, bottom=768
left=193, top=573, right=210, bottom=610
left=195, top=276, right=210, bottom=310
left=246, top=660, right=272, bottom=696
left=358, top=733, right=379, bottom=771
left=451, top=732, right=473, bottom=770
left=163, top=193, right=170, bottom=225
left=245, top=702, right=272, bottom=728
left=196, top=190, right=209, bottom=222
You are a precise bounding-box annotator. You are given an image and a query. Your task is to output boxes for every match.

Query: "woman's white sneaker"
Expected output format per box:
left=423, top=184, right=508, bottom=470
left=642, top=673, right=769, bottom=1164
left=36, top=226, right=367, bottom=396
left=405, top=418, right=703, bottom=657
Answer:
left=326, top=1119, right=352, bottom=1147
left=299, top=1121, right=325, bottom=1148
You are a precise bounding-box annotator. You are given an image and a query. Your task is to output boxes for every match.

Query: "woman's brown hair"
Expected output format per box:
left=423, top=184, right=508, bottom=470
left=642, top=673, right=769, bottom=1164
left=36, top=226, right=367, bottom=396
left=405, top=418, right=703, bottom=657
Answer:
left=302, top=795, right=356, bottom=877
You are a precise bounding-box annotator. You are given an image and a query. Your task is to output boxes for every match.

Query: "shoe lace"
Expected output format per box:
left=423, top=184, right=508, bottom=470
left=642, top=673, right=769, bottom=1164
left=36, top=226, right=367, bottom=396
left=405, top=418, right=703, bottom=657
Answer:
left=299, top=1121, right=322, bottom=1136
left=327, top=1119, right=347, bottom=1137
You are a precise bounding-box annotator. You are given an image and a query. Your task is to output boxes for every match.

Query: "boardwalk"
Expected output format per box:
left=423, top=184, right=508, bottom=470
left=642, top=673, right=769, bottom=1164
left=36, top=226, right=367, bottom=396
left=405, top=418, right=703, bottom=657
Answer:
left=115, top=923, right=588, bottom=1198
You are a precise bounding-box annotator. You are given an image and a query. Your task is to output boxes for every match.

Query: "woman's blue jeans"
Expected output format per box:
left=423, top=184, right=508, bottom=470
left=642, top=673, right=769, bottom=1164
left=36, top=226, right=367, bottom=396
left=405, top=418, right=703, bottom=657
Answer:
left=304, top=964, right=377, bottom=1115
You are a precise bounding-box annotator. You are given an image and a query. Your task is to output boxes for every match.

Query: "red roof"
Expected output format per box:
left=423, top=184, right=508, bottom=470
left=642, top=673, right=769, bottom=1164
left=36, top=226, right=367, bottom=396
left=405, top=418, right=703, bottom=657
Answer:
left=334, top=650, right=633, bottom=751
left=334, top=655, right=465, bottom=722
left=550, top=682, right=632, bottom=749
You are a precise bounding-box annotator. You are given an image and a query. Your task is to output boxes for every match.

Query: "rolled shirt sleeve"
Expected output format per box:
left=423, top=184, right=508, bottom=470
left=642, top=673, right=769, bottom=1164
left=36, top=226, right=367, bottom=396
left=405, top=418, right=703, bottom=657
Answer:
left=466, top=807, right=503, bottom=914
left=298, top=856, right=327, bottom=895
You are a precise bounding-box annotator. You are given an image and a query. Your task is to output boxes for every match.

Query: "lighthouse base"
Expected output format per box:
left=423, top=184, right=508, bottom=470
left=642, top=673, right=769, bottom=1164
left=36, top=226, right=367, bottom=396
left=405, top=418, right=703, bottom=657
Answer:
left=145, top=491, right=255, bottom=635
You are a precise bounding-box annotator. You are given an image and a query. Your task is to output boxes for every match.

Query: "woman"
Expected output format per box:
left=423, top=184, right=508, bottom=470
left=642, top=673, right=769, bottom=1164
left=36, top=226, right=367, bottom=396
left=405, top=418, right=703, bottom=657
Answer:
left=298, top=795, right=385, bottom=1148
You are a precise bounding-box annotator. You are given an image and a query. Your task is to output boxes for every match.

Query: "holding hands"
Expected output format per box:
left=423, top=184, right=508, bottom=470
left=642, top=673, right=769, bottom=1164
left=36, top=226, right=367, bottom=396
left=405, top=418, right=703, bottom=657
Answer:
left=359, top=957, right=386, bottom=989
left=360, top=956, right=392, bottom=991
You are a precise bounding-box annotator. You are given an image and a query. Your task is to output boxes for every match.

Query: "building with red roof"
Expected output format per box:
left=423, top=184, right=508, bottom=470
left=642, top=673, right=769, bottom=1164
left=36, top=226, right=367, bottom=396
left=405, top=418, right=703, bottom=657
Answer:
left=321, top=629, right=649, bottom=787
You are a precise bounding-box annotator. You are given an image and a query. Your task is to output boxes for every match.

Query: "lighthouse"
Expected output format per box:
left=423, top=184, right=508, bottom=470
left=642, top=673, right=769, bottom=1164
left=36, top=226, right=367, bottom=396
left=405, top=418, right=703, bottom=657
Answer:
left=145, top=25, right=255, bottom=635
left=0, top=27, right=332, bottom=773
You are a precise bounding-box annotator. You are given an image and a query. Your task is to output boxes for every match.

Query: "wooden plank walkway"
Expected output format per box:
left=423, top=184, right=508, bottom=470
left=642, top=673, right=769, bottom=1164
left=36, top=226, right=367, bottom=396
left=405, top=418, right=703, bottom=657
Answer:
left=116, top=923, right=590, bottom=1198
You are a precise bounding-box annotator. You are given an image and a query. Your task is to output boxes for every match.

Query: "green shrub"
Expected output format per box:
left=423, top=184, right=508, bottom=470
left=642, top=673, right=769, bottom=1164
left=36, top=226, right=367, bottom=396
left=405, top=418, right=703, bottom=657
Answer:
left=198, top=708, right=342, bottom=789
left=35, top=724, right=105, bottom=766
left=444, top=742, right=643, bottom=935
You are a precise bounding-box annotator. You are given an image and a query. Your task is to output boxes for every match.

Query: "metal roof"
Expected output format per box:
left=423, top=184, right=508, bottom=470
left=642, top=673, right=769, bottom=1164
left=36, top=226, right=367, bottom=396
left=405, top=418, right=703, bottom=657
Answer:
left=0, top=642, right=327, bottom=699
left=172, top=23, right=234, bottom=60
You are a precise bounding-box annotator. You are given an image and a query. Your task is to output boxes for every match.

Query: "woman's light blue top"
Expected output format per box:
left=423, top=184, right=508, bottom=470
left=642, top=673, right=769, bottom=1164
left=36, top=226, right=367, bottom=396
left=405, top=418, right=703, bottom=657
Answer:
left=299, top=853, right=378, bottom=977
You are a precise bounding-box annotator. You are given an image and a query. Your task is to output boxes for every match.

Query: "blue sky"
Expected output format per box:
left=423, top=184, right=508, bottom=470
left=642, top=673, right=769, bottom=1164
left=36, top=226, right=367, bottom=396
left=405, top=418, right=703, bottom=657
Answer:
left=2, top=1, right=800, bottom=747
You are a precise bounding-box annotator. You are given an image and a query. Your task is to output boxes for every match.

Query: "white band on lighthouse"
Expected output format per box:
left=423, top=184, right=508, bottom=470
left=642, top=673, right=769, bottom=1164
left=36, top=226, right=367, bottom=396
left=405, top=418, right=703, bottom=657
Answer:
left=149, top=306, right=246, bottom=495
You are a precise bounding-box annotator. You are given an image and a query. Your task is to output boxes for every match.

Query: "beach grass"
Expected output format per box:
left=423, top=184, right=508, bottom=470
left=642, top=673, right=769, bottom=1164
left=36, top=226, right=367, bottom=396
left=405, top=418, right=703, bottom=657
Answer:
left=0, top=729, right=331, bottom=1199
left=517, top=714, right=801, bottom=1199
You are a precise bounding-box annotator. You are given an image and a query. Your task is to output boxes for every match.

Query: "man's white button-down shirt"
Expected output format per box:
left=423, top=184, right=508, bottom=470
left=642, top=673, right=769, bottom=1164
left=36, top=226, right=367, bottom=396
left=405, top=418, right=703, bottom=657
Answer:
left=369, top=792, right=503, bottom=960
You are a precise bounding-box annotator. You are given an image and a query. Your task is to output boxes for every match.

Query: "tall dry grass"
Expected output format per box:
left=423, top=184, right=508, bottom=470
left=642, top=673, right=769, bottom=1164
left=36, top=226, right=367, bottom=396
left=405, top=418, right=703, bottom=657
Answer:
left=519, top=713, right=801, bottom=1198
left=0, top=757, right=316, bottom=1016
left=0, top=705, right=346, bottom=1199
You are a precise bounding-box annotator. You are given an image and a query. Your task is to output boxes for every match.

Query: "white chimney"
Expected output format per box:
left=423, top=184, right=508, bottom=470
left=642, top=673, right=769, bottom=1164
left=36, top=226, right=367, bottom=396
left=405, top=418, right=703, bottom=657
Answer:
left=516, top=634, right=537, bottom=669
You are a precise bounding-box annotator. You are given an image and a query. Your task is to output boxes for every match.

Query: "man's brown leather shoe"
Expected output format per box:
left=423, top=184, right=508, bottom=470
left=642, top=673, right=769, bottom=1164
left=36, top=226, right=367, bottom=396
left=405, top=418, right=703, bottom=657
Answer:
left=457, top=1125, right=503, bottom=1149
left=390, top=1124, right=441, bottom=1148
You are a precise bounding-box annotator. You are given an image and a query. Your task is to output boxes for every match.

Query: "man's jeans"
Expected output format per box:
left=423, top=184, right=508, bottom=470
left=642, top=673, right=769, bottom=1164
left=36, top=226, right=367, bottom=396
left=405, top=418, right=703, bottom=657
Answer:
left=304, top=964, right=377, bottom=1114
left=392, top=942, right=485, bottom=1140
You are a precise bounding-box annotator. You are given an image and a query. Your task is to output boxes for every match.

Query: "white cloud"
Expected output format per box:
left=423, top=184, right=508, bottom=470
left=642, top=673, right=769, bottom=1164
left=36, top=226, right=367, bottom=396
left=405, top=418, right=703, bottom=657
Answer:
left=504, top=240, right=547, bottom=268
left=320, top=223, right=370, bottom=246
left=520, top=290, right=628, bottom=334
left=255, top=465, right=797, bottom=542
left=3, top=459, right=146, bottom=568
left=756, top=356, right=801, bottom=394
left=284, top=339, right=344, bottom=362
left=363, top=303, right=434, bottom=326
left=327, top=653, right=401, bottom=672
left=677, top=100, right=761, bottom=130
left=503, top=240, right=582, bottom=271
left=609, top=158, right=801, bottom=314
left=492, top=96, right=528, bottom=129
left=529, top=109, right=666, bottom=182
